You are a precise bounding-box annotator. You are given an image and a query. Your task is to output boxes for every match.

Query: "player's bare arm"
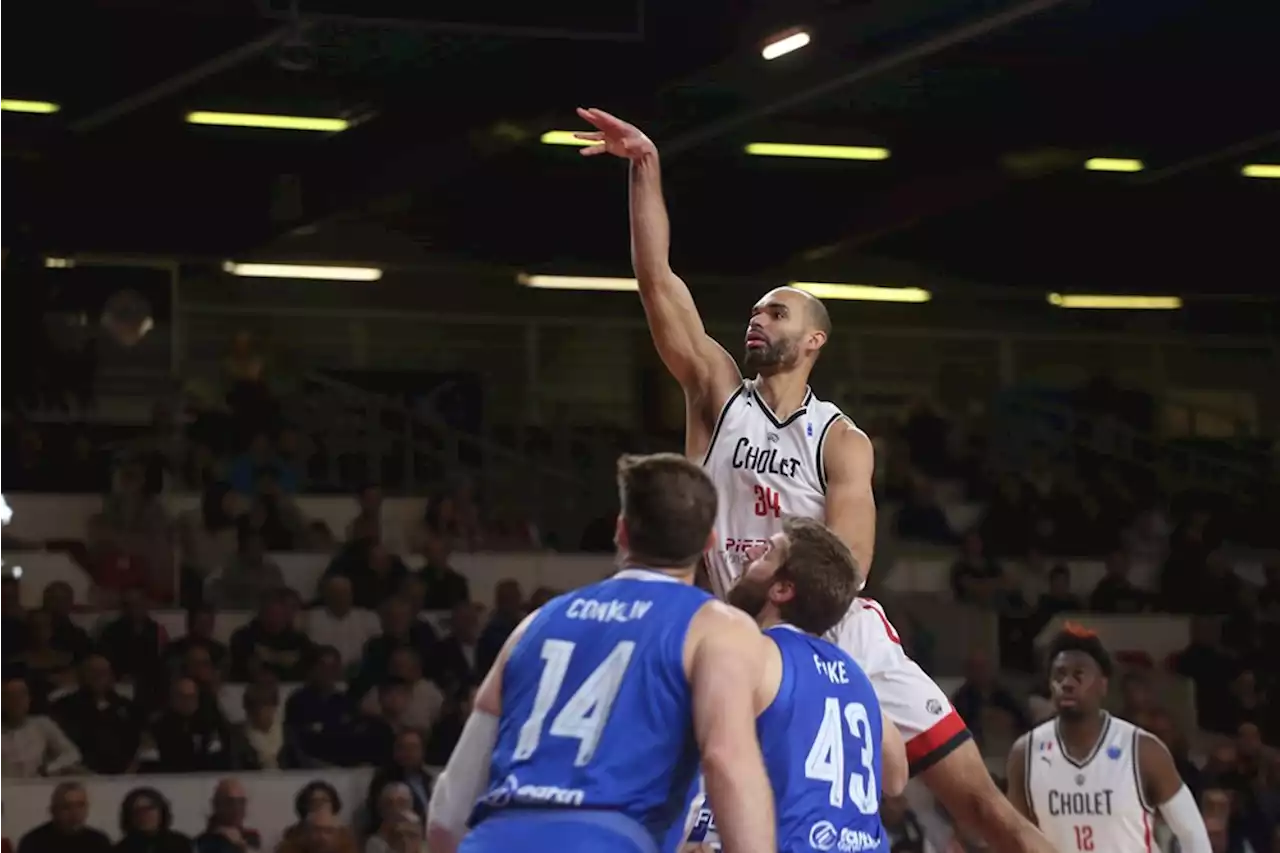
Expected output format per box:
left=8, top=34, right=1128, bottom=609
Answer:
left=686, top=601, right=777, bottom=853
left=575, top=107, right=741, bottom=453
left=821, top=421, right=877, bottom=577
left=1004, top=733, right=1035, bottom=822
left=921, top=738, right=1056, bottom=853
left=1137, top=732, right=1212, bottom=853
left=427, top=610, right=540, bottom=853
left=880, top=708, right=909, bottom=798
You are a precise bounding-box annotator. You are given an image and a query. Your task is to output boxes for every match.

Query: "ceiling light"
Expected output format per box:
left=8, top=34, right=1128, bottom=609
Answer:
left=1048, top=293, right=1181, bottom=310
left=1, top=100, right=60, bottom=114
left=540, top=131, right=595, bottom=147
left=223, top=262, right=382, bottom=281
left=1242, top=164, right=1280, bottom=179
left=187, top=111, right=349, bottom=132
left=1084, top=157, right=1144, bottom=173
left=762, top=30, right=811, bottom=60
left=44, top=257, right=75, bottom=269
left=746, top=142, right=890, bottom=161
left=518, top=273, right=638, bottom=292
left=789, top=282, right=931, bottom=303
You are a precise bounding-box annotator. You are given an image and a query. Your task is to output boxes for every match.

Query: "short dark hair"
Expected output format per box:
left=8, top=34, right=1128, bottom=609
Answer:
left=776, top=516, right=860, bottom=636
left=617, top=453, right=718, bottom=568
left=1046, top=624, right=1113, bottom=677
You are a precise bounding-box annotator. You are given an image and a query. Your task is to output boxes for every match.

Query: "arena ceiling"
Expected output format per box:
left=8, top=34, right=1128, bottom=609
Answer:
left=5, top=0, right=1279, bottom=299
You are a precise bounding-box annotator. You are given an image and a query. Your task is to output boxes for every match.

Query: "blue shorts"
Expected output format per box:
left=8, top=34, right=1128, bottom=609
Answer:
left=462, top=809, right=660, bottom=853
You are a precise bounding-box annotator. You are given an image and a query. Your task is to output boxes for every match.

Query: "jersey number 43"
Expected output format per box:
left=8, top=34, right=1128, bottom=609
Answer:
left=806, top=697, right=879, bottom=815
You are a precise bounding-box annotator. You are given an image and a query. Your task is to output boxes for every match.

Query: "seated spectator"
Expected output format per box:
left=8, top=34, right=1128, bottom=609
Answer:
left=18, top=782, right=111, bottom=853
left=1118, top=671, right=1159, bottom=726
left=140, top=676, right=231, bottom=773
left=38, top=581, right=93, bottom=662
left=949, top=651, right=1028, bottom=751
left=348, top=680, right=413, bottom=766
left=231, top=683, right=285, bottom=770
left=275, top=809, right=356, bottom=853
left=1031, top=564, right=1082, bottom=624
left=307, top=576, right=380, bottom=673
left=229, top=590, right=311, bottom=682
left=1088, top=551, right=1150, bottom=613
left=326, top=539, right=409, bottom=611
left=368, top=810, right=426, bottom=853
left=365, top=730, right=431, bottom=834
left=284, top=646, right=354, bottom=767
left=50, top=654, right=142, bottom=774
left=475, top=580, right=524, bottom=679
left=207, top=523, right=284, bottom=609
left=434, top=602, right=481, bottom=696
left=417, top=532, right=469, bottom=610
left=89, top=461, right=173, bottom=605
left=179, top=644, right=226, bottom=718
left=97, top=588, right=168, bottom=707
left=115, top=787, right=192, bottom=853
left=1171, top=617, right=1237, bottom=734
left=345, top=484, right=386, bottom=545
left=163, top=605, right=228, bottom=674
left=894, top=476, right=956, bottom=544
left=365, top=787, right=414, bottom=853
left=1, top=678, right=82, bottom=777
left=358, top=647, right=443, bottom=736
left=195, top=779, right=261, bottom=853
left=248, top=468, right=304, bottom=551
left=949, top=532, right=1007, bottom=607
left=293, top=781, right=343, bottom=827
left=350, top=597, right=437, bottom=699
left=178, top=482, right=243, bottom=607
left=228, top=432, right=296, bottom=496
left=424, top=687, right=472, bottom=766
left=12, top=610, right=77, bottom=708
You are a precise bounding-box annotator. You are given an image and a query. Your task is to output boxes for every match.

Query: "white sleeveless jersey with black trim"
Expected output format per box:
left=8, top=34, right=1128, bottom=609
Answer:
left=1025, top=713, right=1157, bottom=853
left=700, top=379, right=852, bottom=598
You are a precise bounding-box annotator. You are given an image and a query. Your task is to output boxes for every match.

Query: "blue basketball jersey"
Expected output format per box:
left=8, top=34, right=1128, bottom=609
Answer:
left=465, top=569, right=713, bottom=853
left=678, top=624, right=888, bottom=853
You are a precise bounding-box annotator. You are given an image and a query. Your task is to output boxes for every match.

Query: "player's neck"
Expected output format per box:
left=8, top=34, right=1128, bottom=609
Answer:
left=1057, top=710, right=1109, bottom=755
left=752, top=371, right=811, bottom=419
left=617, top=560, right=697, bottom=585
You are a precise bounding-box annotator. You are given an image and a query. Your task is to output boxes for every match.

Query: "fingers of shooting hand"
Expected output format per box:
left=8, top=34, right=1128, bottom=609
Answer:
left=578, top=143, right=608, bottom=156
left=574, top=131, right=604, bottom=141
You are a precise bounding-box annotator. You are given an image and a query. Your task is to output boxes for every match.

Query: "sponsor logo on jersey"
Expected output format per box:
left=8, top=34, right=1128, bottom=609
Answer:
left=807, top=821, right=880, bottom=852
left=480, top=774, right=586, bottom=809
left=730, top=437, right=801, bottom=478
left=1106, top=745, right=1122, bottom=760
left=925, top=699, right=943, bottom=715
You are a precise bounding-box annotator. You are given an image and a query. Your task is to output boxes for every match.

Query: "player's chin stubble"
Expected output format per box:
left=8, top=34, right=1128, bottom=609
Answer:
left=727, top=579, right=769, bottom=619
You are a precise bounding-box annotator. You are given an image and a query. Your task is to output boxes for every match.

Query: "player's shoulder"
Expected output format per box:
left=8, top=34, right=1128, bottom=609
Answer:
left=694, top=598, right=761, bottom=633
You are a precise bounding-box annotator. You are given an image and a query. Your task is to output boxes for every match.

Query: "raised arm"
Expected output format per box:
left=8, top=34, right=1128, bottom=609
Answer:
left=821, top=422, right=877, bottom=580
left=576, top=108, right=740, bottom=412
left=686, top=602, right=777, bottom=853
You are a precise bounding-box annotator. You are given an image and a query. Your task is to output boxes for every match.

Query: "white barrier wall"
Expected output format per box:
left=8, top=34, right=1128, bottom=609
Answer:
left=3, top=769, right=375, bottom=849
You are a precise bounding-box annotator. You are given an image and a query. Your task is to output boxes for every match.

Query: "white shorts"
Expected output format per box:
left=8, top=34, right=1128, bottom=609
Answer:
left=826, top=598, right=971, bottom=774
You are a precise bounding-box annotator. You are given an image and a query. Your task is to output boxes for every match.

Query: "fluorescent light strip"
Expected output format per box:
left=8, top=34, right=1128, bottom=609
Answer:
left=518, top=273, right=638, bottom=292
left=746, top=142, right=890, bottom=161
left=223, top=262, right=382, bottom=281
left=1085, top=157, right=1144, bottom=173
left=540, top=130, right=596, bottom=147
left=1, top=99, right=60, bottom=114
left=762, top=31, right=811, bottom=60
left=1048, top=293, right=1181, bottom=310
left=789, top=282, right=930, bottom=303
left=1242, top=164, right=1280, bottom=179
left=187, top=111, right=349, bottom=132
left=44, top=257, right=75, bottom=269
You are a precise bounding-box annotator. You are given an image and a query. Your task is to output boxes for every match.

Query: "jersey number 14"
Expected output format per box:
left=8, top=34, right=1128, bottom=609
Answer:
left=805, top=697, right=879, bottom=815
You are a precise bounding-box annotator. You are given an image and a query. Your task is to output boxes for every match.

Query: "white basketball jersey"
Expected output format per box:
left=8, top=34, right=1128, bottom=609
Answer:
left=1025, top=713, right=1156, bottom=853
left=701, top=380, right=852, bottom=598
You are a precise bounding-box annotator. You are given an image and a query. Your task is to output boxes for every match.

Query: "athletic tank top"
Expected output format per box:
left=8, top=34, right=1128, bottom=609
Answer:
left=1024, top=713, right=1156, bottom=853
left=470, top=569, right=711, bottom=846
left=684, top=625, right=889, bottom=853
left=701, top=379, right=853, bottom=598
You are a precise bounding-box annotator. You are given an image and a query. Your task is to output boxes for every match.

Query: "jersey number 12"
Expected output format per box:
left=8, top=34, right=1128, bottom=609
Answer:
left=805, top=697, right=878, bottom=814
left=512, top=639, right=636, bottom=767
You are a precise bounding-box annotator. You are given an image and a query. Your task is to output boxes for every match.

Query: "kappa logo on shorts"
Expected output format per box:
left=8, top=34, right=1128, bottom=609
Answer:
left=925, top=699, right=943, bottom=716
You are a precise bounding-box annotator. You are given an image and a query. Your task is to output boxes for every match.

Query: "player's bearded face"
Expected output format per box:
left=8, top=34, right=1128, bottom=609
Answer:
left=742, top=331, right=798, bottom=373
left=727, top=570, right=773, bottom=619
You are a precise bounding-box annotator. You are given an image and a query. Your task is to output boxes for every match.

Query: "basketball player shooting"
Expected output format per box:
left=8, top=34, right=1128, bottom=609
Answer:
left=574, top=106, right=1053, bottom=853
left=1006, top=626, right=1210, bottom=853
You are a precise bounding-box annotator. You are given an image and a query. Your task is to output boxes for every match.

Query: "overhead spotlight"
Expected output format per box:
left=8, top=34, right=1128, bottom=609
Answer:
left=187, top=112, right=349, bottom=132
left=746, top=143, right=889, bottom=161
left=44, top=257, right=75, bottom=269
left=1, top=99, right=60, bottom=114
left=1084, top=157, right=1144, bottom=173
left=1048, top=293, right=1181, bottom=310
left=540, top=131, right=596, bottom=147
left=762, top=29, right=811, bottom=60
left=223, top=262, right=382, bottom=281
left=518, top=273, right=638, bottom=292
left=789, top=282, right=930, bottom=302
left=1242, top=164, right=1280, bottom=179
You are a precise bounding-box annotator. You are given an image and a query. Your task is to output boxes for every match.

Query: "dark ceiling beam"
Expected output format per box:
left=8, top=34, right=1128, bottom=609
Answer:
left=270, top=13, right=645, bottom=42
left=69, top=26, right=291, bottom=134
left=661, top=0, right=1074, bottom=158
left=1135, top=129, right=1280, bottom=184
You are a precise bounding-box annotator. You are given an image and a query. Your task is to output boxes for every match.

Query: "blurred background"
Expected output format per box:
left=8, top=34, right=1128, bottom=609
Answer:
left=2, top=0, right=1278, bottom=851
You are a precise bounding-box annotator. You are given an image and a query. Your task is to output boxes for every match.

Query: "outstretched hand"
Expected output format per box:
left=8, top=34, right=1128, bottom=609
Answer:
left=574, top=107, right=657, bottom=159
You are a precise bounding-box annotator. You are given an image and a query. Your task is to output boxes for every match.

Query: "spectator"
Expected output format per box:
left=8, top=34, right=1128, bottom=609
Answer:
left=180, top=644, right=226, bottom=718
left=114, top=787, right=192, bottom=853
left=89, top=461, right=173, bottom=604
left=275, top=809, right=356, bottom=853
left=228, top=433, right=295, bottom=496
left=50, top=655, right=142, bottom=774
left=207, top=523, right=284, bottom=610
left=1, top=678, right=82, bottom=777
left=295, top=781, right=343, bottom=822
left=247, top=469, right=304, bottom=551
left=140, top=677, right=231, bottom=773
left=195, top=779, right=261, bottom=853
left=16, top=782, right=111, bottom=853
left=178, top=483, right=243, bottom=606
left=365, top=731, right=431, bottom=834
left=97, top=588, right=168, bottom=707
left=417, top=532, right=469, bottom=610
left=368, top=810, right=426, bottom=853
left=475, top=580, right=524, bottom=679
left=434, top=602, right=481, bottom=695
left=358, top=647, right=444, bottom=736
left=950, top=533, right=1006, bottom=607
left=424, top=687, right=472, bottom=765
left=949, top=651, right=1029, bottom=751
left=346, top=484, right=385, bottom=544
left=38, top=582, right=93, bottom=662
left=894, top=476, right=956, bottom=544
left=231, top=684, right=285, bottom=771
left=228, top=591, right=311, bottom=682
left=307, top=576, right=380, bottom=673
left=1172, top=617, right=1238, bottom=734
left=1088, top=551, right=1150, bottom=613
left=348, top=680, right=412, bottom=766
left=326, top=540, right=409, bottom=611
left=350, top=597, right=437, bottom=699
left=364, top=788, right=414, bottom=853
left=163, top=606, right=228, bottom=674
left=12, top=610, right=77, bottom=707
left=284, top=646, right=354, bottom=767
left=1033, top=564, right=1081, bottom=619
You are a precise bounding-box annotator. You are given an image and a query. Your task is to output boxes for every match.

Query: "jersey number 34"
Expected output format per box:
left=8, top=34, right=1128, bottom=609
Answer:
left=806, top=697, right=879, bottom=815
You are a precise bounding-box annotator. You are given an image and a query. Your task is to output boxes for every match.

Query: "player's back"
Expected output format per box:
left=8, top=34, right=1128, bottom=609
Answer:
left=760, top=625, right=888, bottom=853
left=464, top=569, right=713, bottom=853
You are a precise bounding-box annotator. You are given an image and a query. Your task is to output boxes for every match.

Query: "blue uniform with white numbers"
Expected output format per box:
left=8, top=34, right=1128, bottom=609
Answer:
left=680, top=624, right=888, bottom=853
left=463, top=568, right=713, bottom=853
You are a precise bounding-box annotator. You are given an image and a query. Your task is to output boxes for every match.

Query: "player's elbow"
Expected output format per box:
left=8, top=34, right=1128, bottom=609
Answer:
left=426, top=823, right=459, bottom=853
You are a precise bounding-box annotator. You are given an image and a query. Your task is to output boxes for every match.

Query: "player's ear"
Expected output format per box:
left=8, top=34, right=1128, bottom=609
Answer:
left=769, top=579, right=796, bottom=605
left=808, top=329, right=828, bottom=353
